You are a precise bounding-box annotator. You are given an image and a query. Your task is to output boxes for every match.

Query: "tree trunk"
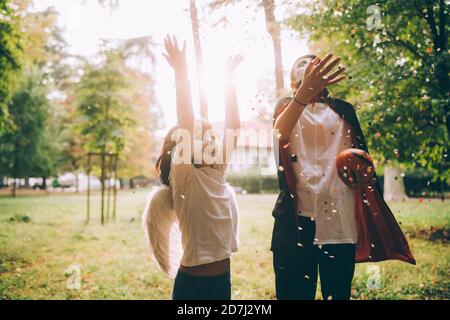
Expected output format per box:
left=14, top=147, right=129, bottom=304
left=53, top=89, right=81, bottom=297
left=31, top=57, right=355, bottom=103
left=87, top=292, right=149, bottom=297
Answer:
left=12, top=145, right=18, bottom=197
left=190, top=0, right=208, bottom=120
left=262, top=0, right=285, bottom=98
left=42, top=176, right=47, bottom=190
left=383, top=165, right=408, bottom=201
left=75, top=172, right=79, bottom=193
left=100, top=149, right=106, bottom=225
left=12, top=178, right=17, bottom=197
left=129, top=178, right=134, bottom=189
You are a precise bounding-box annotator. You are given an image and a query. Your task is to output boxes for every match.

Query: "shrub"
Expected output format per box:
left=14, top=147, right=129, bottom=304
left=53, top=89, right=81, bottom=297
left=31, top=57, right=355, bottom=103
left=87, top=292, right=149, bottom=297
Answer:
left=226, top=173, right=278, bottom=194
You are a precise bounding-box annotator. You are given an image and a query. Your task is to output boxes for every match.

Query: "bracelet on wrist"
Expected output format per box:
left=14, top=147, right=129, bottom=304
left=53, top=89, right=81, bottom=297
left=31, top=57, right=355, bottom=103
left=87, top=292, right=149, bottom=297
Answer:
left=293, top=97, right=307, bottom=106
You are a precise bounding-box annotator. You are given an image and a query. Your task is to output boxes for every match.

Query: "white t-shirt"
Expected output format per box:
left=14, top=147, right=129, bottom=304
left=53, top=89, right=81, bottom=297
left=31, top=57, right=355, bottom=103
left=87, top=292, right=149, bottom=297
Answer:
left=289, top=102, right=357, bottom=245
left=170, top=145, right=239, bottom=267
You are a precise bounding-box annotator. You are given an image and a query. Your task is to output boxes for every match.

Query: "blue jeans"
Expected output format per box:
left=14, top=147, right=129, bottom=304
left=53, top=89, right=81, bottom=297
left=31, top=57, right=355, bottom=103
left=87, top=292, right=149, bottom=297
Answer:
left=172, top=269, right=231, bottom=300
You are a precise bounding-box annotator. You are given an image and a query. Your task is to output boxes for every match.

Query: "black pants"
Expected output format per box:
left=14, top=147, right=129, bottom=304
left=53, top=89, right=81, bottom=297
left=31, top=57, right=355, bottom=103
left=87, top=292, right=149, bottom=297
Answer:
left=172, top=269, right=231, bottom=300
left=273, top=216, right=356, bottom=300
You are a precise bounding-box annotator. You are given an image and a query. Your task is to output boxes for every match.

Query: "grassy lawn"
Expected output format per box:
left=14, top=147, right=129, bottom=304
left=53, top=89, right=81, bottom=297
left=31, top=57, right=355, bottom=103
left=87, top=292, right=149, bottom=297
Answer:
left=0, top=190, right=448, bottom=300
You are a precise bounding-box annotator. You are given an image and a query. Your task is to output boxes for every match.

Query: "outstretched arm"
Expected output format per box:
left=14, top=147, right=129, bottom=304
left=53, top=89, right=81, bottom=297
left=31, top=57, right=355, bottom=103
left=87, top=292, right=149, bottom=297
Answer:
left=163, top=35, right=194, bottom=135
left=225, top=55, right=243, bottom=131
left=274, top=53, right=346, bottom=142
left=222, top=55, right=243, bottom=164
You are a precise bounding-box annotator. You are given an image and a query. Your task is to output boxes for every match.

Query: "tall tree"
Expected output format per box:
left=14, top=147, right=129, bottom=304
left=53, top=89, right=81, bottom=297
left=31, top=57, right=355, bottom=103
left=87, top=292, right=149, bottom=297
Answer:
left=262, top=0, right=284, bottom=96
left=0, top=0, right=23, bottom=133
left=118, top=67, right=161, bottom=181
left=190, top=0, right=209, bottom=120
left=76, top=36, right=157, bottom=222
left=0, top=1, right=73, bottom=193
left=0, top=69, right=53, bottom=196
left=76, top=51, right=133, bottom=223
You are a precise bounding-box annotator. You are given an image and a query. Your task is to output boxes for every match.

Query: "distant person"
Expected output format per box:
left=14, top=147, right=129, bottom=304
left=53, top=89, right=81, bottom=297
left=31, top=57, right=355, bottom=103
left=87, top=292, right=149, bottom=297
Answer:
left=271, top=53, right=415, bottom=300
left=143, top=35, right=243, bottom=300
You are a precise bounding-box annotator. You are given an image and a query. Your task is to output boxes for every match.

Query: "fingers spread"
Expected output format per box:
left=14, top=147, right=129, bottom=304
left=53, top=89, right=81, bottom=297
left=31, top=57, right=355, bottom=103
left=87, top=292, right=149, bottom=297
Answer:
left=326, top=66, right=345, bottom=80
left=320, top=57, right=341, bottom=76
left=173, top=36, right=179, bottom=52
left=164, top=37, right=169, bottom=52
left=326, top=75, right=346, bottom=86
left=317, top=53, right=333, bottom=69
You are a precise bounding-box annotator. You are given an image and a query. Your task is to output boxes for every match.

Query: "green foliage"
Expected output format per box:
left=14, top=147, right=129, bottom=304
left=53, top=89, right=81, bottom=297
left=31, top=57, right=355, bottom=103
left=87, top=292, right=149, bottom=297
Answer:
left=0, top=2, right=73, bottom=182
left=226, top=173, right=278, bottom=193
left=0, top=0, right=24, bottom=132
left=75, top=37, right=159, bottom=179
left=76, top=53, right=134, bottom=156
left=287, top=0, right=449, bottom=182
left=0, top=68, right=57, bottom=179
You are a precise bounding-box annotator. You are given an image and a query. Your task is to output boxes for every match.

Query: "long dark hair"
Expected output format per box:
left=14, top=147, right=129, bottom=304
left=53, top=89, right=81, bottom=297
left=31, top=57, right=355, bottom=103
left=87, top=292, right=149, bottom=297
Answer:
left=155, top=126, right=178, bottom=186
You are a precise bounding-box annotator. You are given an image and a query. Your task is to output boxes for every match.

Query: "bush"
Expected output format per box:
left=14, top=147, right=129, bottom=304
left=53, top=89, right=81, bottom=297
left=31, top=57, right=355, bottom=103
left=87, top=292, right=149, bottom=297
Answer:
left=226, top=173, right=278, bottom=194
left=377, top=174, right=449, bottom=198
left=226, top=172, right=449, bottom=196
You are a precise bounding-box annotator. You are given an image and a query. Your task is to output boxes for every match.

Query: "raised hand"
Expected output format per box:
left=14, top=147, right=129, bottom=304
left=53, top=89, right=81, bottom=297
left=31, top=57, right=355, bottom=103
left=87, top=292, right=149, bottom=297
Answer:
left=295, top=53, right=346, bottom=104
left=163, top=35, right=187, bottom=74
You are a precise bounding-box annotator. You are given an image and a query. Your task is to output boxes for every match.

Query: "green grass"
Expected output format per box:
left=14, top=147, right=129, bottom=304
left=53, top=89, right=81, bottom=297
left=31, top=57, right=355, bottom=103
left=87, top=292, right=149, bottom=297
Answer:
left=0, top=190, right=448, bottom=300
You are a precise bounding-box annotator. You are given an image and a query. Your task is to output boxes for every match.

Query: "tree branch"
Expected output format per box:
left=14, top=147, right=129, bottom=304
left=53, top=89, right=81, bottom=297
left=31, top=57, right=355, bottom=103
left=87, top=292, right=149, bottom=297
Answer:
left=384, top=30, right=425, bottom=62
left=425, top=1, right=440, bottom=49
left=414, top=0, right=442, bottom=50
left=438, top=0, right=447, bottom=50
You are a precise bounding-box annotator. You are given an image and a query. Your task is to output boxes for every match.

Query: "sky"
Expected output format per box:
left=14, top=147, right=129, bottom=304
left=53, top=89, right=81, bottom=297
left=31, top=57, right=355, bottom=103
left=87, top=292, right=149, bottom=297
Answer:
left=33, top=0, right=309, bottom=132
